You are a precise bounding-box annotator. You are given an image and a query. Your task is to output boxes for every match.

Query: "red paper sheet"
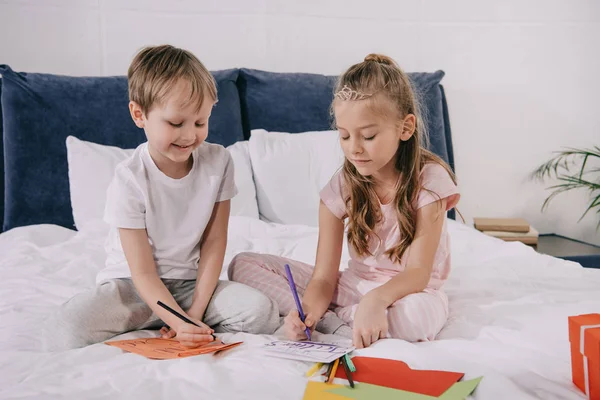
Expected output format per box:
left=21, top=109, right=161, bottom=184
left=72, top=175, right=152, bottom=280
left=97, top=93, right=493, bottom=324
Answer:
left=334, top=356, right=464, bottom=396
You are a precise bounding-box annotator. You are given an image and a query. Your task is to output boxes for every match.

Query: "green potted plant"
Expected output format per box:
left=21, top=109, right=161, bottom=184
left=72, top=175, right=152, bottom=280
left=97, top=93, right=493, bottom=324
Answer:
left=531, top=146, right=600, bottom=229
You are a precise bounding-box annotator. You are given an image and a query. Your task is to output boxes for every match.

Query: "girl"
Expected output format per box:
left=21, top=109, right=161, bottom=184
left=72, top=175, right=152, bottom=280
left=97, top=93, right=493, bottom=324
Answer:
left=228, top=54, right=460, bottom=349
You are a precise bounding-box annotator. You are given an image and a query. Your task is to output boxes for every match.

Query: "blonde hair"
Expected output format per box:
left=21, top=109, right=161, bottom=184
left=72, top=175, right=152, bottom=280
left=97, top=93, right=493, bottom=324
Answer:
left=127, top=44, right=217, bottom=114
left=333, top=53, right=457, bottom=263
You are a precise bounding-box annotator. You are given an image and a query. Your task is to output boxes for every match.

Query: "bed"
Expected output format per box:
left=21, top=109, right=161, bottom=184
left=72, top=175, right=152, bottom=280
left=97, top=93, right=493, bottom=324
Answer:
left=1, top=64, right=598, bottom=400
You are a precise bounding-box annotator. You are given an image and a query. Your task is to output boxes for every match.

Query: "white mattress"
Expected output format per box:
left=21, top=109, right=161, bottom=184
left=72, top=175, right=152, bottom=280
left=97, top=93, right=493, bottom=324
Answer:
left=1, top=217, right=599, bottom=399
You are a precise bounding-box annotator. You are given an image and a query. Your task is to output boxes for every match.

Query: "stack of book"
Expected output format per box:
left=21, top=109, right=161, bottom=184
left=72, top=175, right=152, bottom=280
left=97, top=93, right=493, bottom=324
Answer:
left=473, top=218, right=539, bottom=246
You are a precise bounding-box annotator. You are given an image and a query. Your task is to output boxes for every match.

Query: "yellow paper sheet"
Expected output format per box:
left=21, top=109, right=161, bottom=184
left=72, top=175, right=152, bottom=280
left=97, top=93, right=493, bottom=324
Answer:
left=302, top=381, right=348, bottom=400
left=105, top=337, right=243, bottom=359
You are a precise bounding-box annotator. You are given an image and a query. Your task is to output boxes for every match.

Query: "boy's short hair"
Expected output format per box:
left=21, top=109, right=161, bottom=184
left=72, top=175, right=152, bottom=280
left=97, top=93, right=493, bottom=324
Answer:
left=127, top=44, right=217, bottom=114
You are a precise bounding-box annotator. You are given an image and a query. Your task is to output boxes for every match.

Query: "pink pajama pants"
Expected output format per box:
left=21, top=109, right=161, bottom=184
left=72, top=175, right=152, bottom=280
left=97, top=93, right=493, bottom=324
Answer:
left=228, top=252, right=449, bottom=342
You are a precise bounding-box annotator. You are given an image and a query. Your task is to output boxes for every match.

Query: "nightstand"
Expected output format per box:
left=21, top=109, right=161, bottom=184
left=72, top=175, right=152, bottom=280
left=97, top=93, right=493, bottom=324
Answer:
left=535, top=234, right=600, bottom=269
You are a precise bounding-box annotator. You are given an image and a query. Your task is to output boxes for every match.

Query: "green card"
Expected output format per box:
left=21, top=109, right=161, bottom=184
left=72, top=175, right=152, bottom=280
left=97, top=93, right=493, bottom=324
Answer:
left=327, top=382, right=437, bottom=400
left=439, top=377, right=483, bottom=400
left=325, top=376, right=483, bottom=400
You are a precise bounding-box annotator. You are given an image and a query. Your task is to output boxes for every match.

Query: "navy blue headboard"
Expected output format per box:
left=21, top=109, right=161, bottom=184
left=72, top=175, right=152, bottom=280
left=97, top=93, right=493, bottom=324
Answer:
left=439, top=85, right=455, bottom=173
left=236, top=68, right=456, bottom=219
left=0, top=66, right=244, bottom=232
left=0, top=78, right=4, bottom=232
left=237, top=69, right=455, bottom=172
left=0, top=66, right=456, bottom=232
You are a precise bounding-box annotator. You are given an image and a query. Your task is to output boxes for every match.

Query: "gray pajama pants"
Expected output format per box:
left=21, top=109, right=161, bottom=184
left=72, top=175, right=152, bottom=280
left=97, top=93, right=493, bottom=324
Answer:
left=42, top=278, right=280, bottom=352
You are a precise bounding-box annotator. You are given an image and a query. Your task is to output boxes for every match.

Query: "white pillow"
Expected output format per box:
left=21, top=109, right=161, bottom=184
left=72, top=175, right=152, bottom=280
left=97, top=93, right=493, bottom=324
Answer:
left=248, top=129, right=344, bottom=227
left=226, top=141, right=260, bottom=219
left=66, top=136, right=259, bottom=231
left=66, top=136, right=132, bottom=231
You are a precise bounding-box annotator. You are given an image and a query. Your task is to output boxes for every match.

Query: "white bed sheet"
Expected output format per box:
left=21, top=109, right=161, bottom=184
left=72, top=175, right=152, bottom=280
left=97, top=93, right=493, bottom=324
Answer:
left=1, top=217, right=599, bottom=399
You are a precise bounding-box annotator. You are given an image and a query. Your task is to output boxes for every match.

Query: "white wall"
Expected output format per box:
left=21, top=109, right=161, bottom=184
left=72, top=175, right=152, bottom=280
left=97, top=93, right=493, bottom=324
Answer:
left=1, top=0, right=599, bottom=245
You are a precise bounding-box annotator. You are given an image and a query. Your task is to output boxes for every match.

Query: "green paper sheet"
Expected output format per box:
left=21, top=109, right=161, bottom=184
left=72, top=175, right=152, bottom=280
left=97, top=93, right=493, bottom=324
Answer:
left=439, top=377, right=483, bottom=400
left=327, top=382, right=437, bottom=400
left=325, top=377, right=483, bottom=400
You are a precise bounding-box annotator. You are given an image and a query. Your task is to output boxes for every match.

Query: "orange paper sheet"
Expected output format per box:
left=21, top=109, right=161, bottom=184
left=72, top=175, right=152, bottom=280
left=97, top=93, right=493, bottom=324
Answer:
left=105, top=337, right=243, bottom=359
left=333, top=356, right=463, bottom=396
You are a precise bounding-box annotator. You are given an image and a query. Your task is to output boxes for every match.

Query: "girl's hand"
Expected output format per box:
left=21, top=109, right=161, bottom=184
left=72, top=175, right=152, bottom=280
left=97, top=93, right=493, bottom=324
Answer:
left=160, top=318, right=215, bottom=348
left=353, top=294, right=389, bottom=349
left=283, top=309, right=316, bottom=341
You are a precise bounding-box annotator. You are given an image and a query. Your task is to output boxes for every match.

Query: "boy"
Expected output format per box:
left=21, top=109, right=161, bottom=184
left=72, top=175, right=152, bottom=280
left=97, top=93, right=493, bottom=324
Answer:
left=43, top=45, right=279, bottom=351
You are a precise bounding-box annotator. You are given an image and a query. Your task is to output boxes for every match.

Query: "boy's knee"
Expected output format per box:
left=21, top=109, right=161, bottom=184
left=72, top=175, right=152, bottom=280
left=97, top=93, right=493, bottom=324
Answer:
left=41, top=284, right=123, bottom=352
left=243, top=294, right=280, bottom=335
left=41, top=311, right=94, bottom=352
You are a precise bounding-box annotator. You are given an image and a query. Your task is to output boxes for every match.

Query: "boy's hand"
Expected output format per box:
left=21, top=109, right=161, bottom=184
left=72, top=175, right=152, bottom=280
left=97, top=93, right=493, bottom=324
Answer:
left=159, top=325, right=176, bottom=339
left=283, top=309, right=316, bottom=341
left=160, top=318, right=215, bottom=348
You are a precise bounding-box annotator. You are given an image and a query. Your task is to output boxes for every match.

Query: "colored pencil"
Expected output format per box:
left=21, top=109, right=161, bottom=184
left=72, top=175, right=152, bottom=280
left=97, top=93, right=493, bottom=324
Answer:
left=157, top=301, right=217, bottom=340
left=324, top=361, right=335, bottom=382
left=344, top=354, right=356, bottom=372
left=306, top=362, right=323, bottom=377
left=340, top=355, right=355, bottom=388
left=327, top=358, right=340, bottom=384
left=283, top=264, right=312, bottom=341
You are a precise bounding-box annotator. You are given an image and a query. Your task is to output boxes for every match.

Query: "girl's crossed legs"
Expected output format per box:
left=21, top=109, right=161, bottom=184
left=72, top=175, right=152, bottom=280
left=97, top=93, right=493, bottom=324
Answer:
left=228, top=252, right=448, bottom=342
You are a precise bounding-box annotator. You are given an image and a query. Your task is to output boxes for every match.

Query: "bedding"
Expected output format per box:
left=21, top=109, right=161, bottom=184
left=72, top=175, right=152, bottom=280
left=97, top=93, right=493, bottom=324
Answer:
left=1, top=217, right=598, bottom=399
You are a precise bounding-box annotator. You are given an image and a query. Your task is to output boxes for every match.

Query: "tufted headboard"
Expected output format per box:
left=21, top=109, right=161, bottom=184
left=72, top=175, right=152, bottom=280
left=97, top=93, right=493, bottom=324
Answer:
left=0, top=66, right=455, bottom=232
left=0, top=78, right=3, bottom=232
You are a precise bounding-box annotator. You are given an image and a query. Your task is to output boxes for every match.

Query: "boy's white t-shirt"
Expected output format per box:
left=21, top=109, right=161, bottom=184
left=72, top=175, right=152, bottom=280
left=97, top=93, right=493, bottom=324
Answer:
left=97, top=141, right=237, bottom=283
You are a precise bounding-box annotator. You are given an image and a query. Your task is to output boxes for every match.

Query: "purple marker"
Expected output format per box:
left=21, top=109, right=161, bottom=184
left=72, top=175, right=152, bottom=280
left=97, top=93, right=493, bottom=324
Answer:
left=284, top=263, right=312, bottom=341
